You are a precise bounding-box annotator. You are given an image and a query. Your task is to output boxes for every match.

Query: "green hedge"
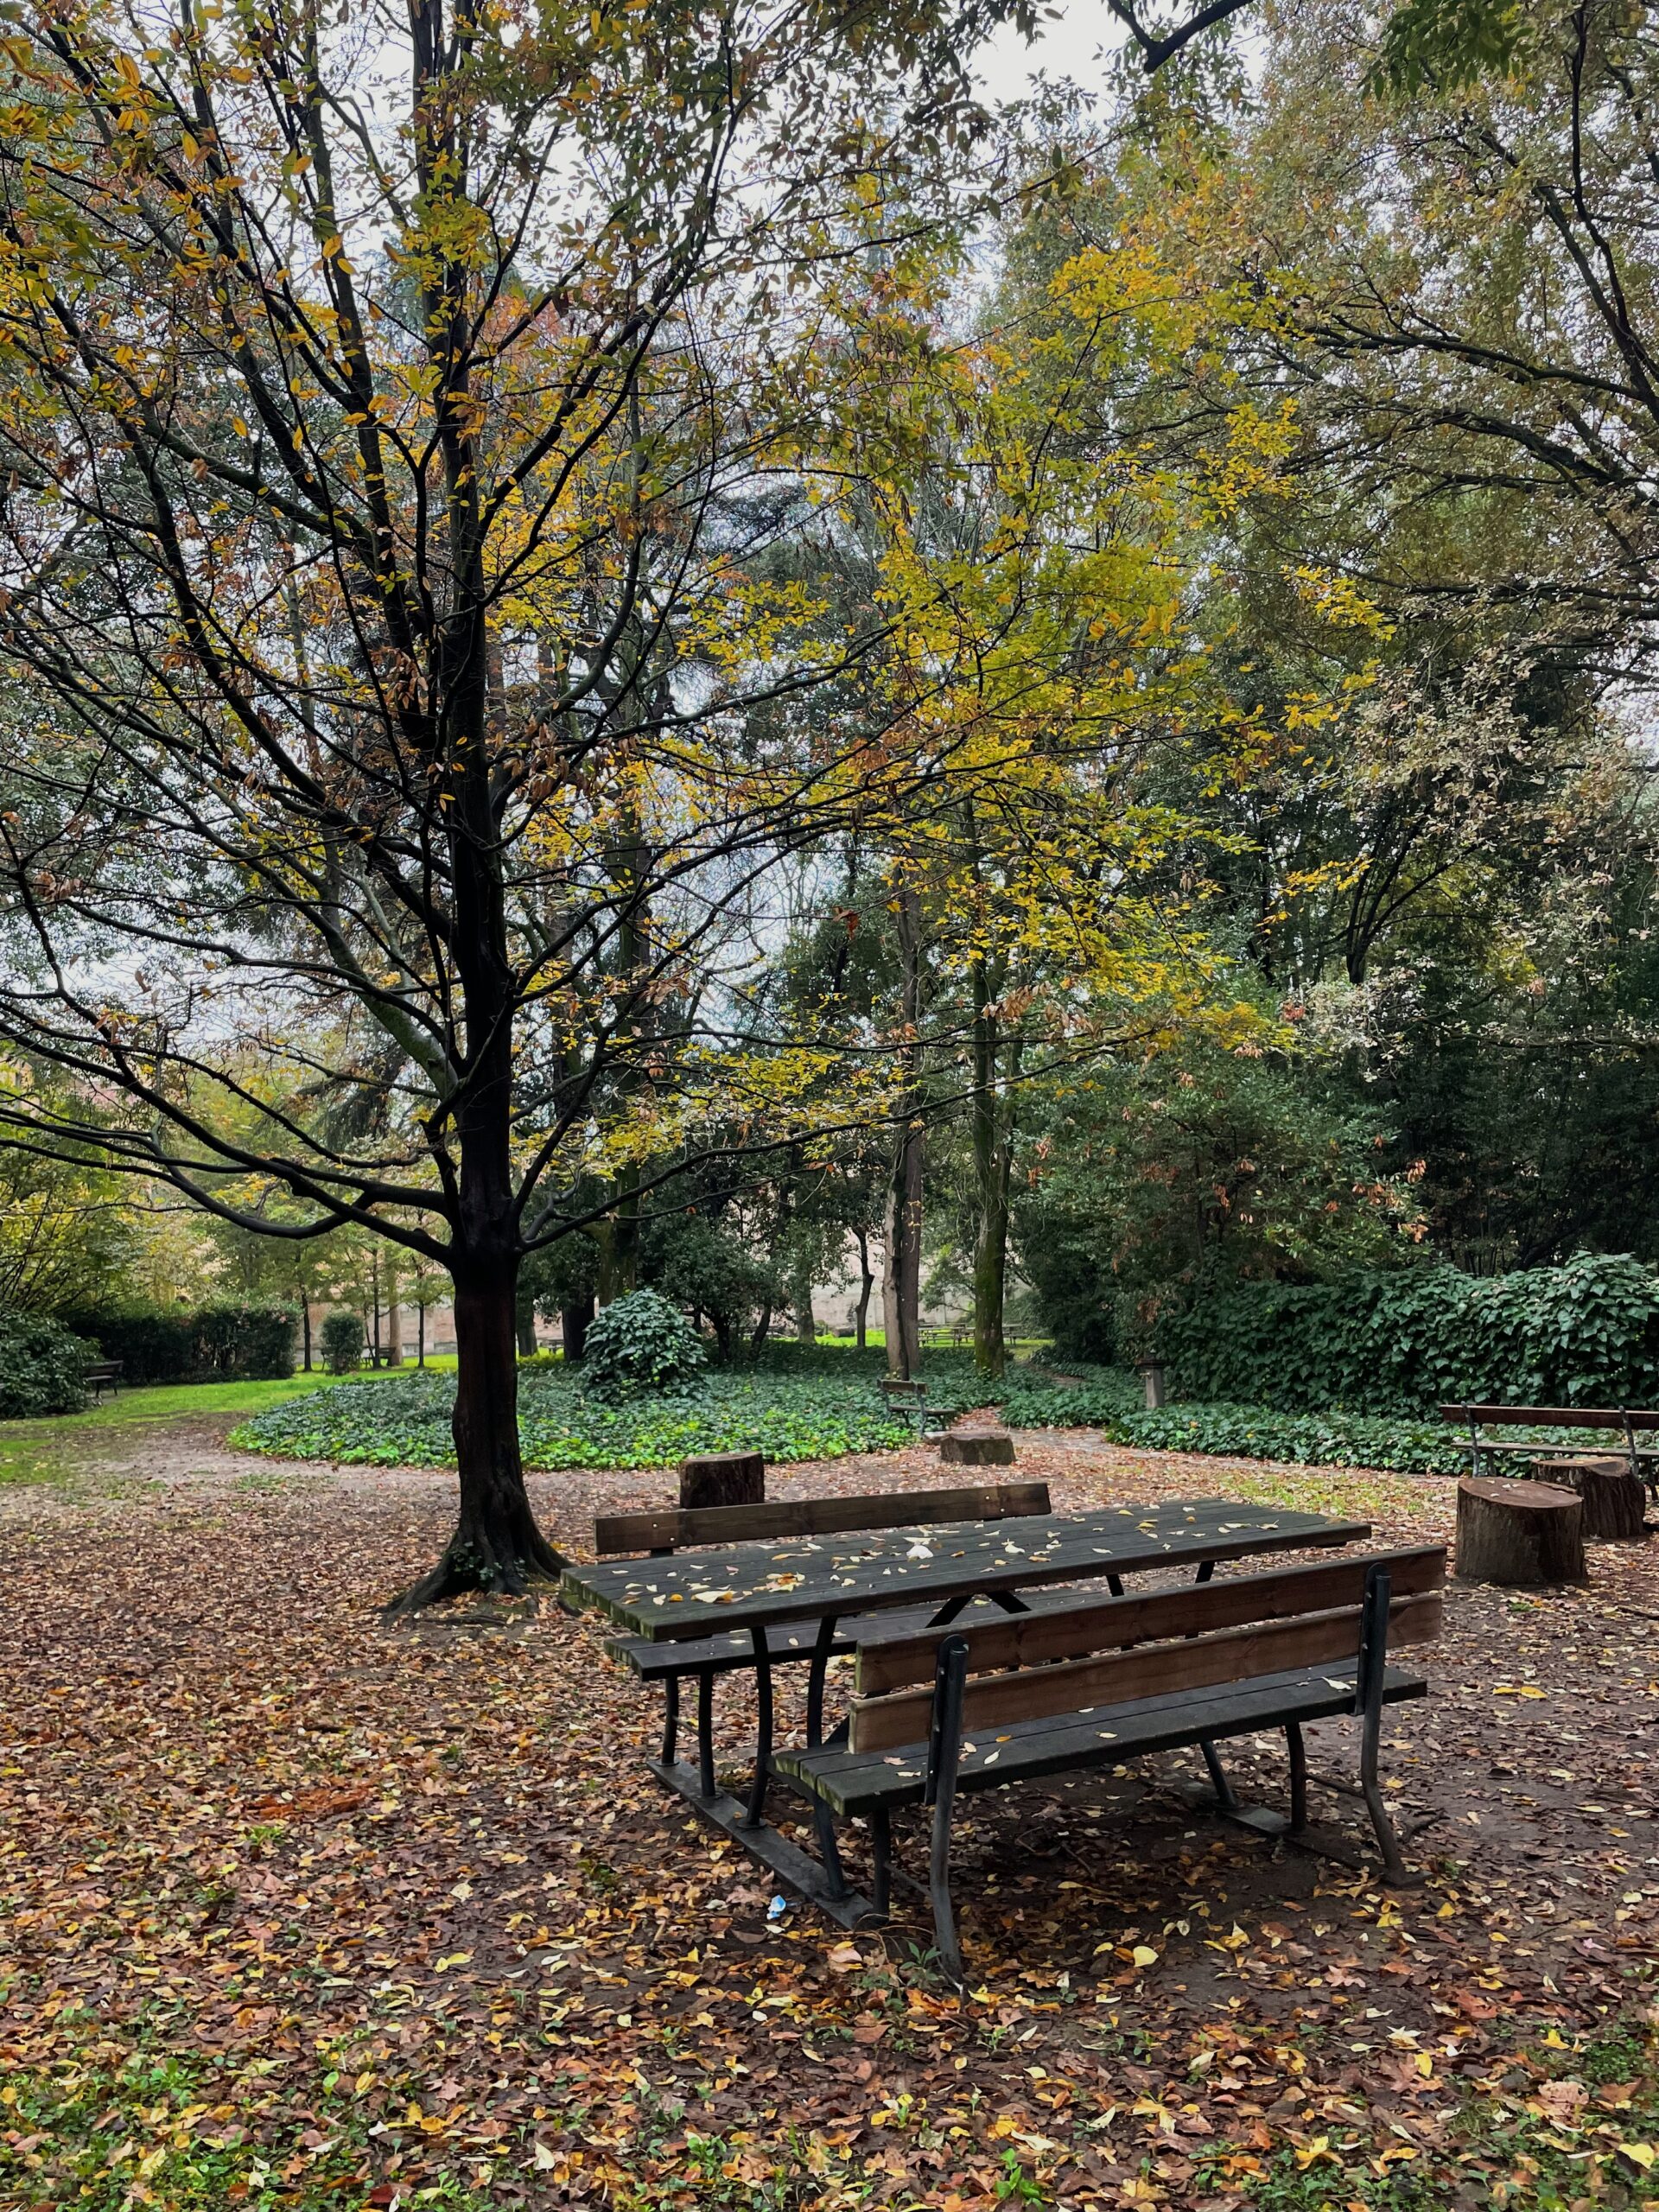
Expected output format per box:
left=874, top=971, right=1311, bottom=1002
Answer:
left=0, top=1312, right=96, bottom=1418
left=56, top=1301, right=296, bottom=1384
left=1153, top=1254, right=1659, bottom=1415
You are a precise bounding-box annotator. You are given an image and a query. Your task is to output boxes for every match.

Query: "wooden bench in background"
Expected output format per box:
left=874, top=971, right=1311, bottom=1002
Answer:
left=85, top=1360, right=122, bottom=1402
left=1442, top=1402, right=1659, bottom=1503
left=595, top=1482, right=1055, bottom=1791
left=774, top=1547, right=1446, bottom=1979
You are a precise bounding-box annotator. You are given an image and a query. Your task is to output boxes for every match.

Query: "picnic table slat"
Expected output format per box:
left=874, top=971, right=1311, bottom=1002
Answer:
left=561, top=1498, right=1372, bottom=1643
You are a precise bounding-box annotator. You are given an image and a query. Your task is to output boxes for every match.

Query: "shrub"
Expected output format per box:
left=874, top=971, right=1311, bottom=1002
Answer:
left=579, top=1289, right=708, bottom=1396
left=1154, top=1252, right=1659, bottom=1415
left=0, top=1311, right=96, bottom=1417
left=320, top=1311, right=365, bottom=1374
left=189, top=1301, right=296, bottom=1379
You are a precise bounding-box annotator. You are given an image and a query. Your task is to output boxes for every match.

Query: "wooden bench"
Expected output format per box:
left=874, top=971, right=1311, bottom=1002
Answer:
left=596, top=1483, right=1054, bottom=1789
left=85, top=1360, right=122, bottom=1402
left=1441, top=1403, right=1659, bottom=1500
left=773, top=1546, right=1446, bottom=1979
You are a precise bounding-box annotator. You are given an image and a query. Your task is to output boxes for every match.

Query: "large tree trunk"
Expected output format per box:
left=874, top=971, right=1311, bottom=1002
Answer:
left=391, top=1256, right=562, bottom=1611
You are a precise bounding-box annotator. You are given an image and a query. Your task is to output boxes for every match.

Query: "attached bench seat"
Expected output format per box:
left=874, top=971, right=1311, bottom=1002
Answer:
left=605, top=1582, right=1090, bottom=1684
left=774, top=1657, right=1428, bottom=1815
left=768, top=1544, right=1446, bottom=1979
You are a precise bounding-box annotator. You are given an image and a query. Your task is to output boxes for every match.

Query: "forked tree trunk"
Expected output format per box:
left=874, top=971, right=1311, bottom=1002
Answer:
left=853, top=1226, right=874, bottom=1351
left=391, top=1261, right=563, bottom=1611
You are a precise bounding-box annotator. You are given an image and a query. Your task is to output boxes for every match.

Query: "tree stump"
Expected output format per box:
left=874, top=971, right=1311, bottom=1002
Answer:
left=1456, top=1476, right=1586, bottom=1586
left=678, top=1450, right=765, bottom=1510
left=1529, top=1455, right=1648, bottom=1541
left=938, top=1427, right=1016, bottom=1467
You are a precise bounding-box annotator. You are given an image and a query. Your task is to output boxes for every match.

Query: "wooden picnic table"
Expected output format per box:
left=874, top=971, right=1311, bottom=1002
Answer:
left=561, top=1495, right=1370, bottom=1923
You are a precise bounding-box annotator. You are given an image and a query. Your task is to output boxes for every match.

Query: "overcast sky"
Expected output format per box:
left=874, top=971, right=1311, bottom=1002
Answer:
left=974, top=4, right=1131, bottom=99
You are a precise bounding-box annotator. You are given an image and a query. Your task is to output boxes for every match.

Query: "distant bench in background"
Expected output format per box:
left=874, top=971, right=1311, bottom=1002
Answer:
left=1440, top=1402, right=1659, bottom=1502
left=85, top=1360, right=122, bottom=1402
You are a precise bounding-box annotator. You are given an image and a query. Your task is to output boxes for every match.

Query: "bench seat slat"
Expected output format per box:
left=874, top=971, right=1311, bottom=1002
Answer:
left=774, top=1661, right=1428, bottom=1816
left=605, top=1585, right=1095, bottom=1680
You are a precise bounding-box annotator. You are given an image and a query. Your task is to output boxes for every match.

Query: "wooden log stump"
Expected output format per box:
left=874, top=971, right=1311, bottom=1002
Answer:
left=1529, top=1454, right=1648, bottom=1542
left=1456, top=1476, right=1586, bottom=1586
left=678, top=1450, right=765, bottom=1510
left=938, top=1428, right=1016, bottom=1468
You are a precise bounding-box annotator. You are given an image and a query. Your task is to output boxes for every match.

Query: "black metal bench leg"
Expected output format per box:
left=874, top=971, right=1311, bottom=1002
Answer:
left=814, top=1802, right=850, bottom=1900
left=925, top=1636, right=969, bottom=1982
left=1286, top=1721, right=1308, bottom=1835
left=696, top=1669, right=716, bottom=1800
left=1199, top=1739, right=1237, bottom=1810
left=661, top=1672, right=681, bottom=1766
left=870, top=1807, right=892, bottom=1918
left=806, top=1614, right=838, bottom=1748
left=1357, top=1566, right=1420, bottom=1887
left=742, top=1628, right=772, bottom=1830
left=928, top=1784, right=962, bottom=1982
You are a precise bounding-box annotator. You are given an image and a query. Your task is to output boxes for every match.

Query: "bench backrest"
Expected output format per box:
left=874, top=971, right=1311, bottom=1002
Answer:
left=593, top=1478, right=1052, bottom=1557
left=845, top=1546, right=1446, bottom=1754
left=1441, top=1402, right=1659, bottom=1432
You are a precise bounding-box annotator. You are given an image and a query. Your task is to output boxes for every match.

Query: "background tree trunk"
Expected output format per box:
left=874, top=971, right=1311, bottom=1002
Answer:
left=970, top=953, right=1010, bottom=1381
left=882, top=887, right=925, bottom=1380
left=561, top=1295, right=594, bottom=1363
left=854, top=1226, right=874, bottom=1351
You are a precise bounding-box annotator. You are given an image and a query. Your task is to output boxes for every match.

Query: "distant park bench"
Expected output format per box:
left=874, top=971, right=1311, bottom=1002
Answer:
left=774, top=1546, right=1446, bottom=1978
left=878, top=1376, right=952, bottom=1433
left=85, top=1360, right=122, bottom=1402
left=1440, top=1402, right=1659, bottom=1500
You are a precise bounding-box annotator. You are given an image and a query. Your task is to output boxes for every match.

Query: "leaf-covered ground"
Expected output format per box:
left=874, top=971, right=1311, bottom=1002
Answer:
left=3, top=1421, right=1659, bottom=2210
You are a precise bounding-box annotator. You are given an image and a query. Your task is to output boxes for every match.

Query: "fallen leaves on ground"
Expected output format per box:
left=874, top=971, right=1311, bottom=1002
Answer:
left=1, top=1427, right=1656, bottom=2209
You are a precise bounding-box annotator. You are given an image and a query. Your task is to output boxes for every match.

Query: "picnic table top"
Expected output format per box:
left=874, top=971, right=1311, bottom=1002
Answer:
left=560, top=1496, right=1371, bottom=1643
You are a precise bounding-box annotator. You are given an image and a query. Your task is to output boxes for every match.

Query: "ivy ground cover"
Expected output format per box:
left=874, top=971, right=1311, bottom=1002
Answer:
left=230, top=1363, right=986, bottom=1471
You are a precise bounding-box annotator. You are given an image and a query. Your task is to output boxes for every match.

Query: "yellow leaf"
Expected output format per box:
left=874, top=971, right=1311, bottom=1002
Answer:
left=1618, top=2142, right=1656, bottom=2170
left=1131, top=1945, right=1159, bottom=1967
left=434, top=1951, right=470, bottom=1972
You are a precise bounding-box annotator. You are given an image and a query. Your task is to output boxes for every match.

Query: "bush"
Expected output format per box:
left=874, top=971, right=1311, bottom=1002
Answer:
left=1154, top=1253, right=1659, bottom=1415
left=189, top=1301, right=296, bottom=1379
left=0, top=1312, right=96, bottom=1417
left=581, top=1289, right=707, bottom=1396
left=320, top=1311, right=365, bottom=1374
